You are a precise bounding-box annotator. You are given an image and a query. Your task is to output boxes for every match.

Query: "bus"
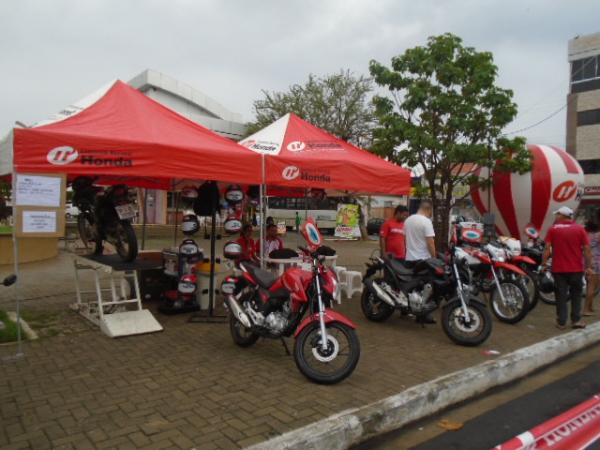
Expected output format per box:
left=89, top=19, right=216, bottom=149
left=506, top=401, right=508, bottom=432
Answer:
left=266, top=196, right=352, bottom=233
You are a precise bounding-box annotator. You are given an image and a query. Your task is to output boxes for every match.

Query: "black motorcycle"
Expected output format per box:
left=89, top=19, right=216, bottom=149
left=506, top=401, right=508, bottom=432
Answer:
left=72, top=176, right=138, bottom=262
left=361, top=249, right=492, bottom=346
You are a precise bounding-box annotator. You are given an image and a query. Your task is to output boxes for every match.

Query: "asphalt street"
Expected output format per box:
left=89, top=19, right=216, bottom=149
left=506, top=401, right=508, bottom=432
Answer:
left=413, top=359, right=600, bottom=449
left=356, top=343, right=600, bottom=450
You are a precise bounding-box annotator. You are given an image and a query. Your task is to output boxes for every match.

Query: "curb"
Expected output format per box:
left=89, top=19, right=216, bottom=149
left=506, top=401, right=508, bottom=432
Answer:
left=7, top=312, right=38, bottom=340
left=247, top=322, right=600, bottom=450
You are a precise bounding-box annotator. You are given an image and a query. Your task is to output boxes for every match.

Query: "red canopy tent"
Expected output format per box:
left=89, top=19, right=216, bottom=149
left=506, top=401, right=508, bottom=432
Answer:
left=0, top=80, right=265, bottom=334
left=239, top=112, right=411, bottom=195
left=0, top=80, right=262, bottom=186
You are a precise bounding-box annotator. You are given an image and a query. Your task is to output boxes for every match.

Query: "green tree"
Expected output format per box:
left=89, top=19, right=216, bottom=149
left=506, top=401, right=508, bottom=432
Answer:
left=369, top=33, right=530, bottom=249
left=246, top=70, right=375, bottom=147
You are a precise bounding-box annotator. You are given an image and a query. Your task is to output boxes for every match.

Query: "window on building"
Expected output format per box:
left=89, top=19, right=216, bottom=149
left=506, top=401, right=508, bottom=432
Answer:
left=584, top=56, right=597, bottom=80
left=578, top=159, right=600, bottom=174
left=571, top=56, right=599, bottom=82
left=572, top=59, right=584, bottom=82
left=578, top=108, right=600, bottom=126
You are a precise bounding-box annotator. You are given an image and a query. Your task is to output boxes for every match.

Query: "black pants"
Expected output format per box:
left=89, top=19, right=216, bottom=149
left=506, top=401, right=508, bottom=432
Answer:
left=553, top=272, right=584, bottom=325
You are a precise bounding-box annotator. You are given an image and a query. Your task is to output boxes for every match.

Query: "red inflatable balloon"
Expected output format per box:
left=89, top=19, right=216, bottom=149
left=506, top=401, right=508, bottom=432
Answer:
left=470, top=144, right=584, bottom=241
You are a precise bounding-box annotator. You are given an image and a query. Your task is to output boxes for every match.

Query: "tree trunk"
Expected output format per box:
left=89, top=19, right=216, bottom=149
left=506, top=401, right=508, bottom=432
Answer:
left=433, top=200, right=452, bottom=253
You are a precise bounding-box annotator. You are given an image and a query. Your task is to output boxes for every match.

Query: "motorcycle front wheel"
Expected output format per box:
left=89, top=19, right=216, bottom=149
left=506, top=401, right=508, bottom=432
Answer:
left=113, top=221, right=138, bottom=262
left=360, top=284, right=394, bottom=322
left=539, top=288, right=556, bottom=305
left=490, top=281, right=530, bottom=324
left=442, top=298, right=492, bottom=346
left=521, top=268, right=539, bottom=311
left=294, top=321, right=360, bottom=385
left=77, top=212, right=103, bottom=254
left=229, top=314, right=259, bottom=347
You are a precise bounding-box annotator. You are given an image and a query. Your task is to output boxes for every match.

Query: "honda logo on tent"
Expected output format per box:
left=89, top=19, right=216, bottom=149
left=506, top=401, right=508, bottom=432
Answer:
left=47, top=146, right=79, bottom=165
left=287, top=141, right=306, bottom=152
left=282, top=166, right=300, bottom=180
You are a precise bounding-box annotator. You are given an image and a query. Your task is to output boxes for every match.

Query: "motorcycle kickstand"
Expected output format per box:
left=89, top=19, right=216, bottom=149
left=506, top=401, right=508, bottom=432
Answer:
left=280, top=338, right=291, bottom=356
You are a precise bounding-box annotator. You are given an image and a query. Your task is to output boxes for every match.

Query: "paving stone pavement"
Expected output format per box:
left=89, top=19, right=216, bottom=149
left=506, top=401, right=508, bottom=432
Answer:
left=0, top=238, right=598, bottom=449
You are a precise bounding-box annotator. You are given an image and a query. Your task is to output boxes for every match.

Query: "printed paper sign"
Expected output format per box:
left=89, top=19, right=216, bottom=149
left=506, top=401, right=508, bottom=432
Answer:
left=334, top=204, right=361, bottom=239
left=22, top=211, right=57, bottom=233
left=16, top=175, right=62, bottom=207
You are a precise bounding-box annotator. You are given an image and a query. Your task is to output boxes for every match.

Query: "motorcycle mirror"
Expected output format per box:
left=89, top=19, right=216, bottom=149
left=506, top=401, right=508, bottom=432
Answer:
left=3, top=274, right=16, bottom=286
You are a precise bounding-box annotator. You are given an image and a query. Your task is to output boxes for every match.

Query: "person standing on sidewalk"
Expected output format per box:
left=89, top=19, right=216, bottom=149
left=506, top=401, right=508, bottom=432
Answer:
left=379, top=205, right=409, bottom=259
left=541, top=206, right=593, bottom=329
left=583, top=221, right=600, bottom=316
left=403, top=200, right=436, bottom=324
left=404, top=200, right=436, bottom=261
left=295, top=211, right=301, bottom=233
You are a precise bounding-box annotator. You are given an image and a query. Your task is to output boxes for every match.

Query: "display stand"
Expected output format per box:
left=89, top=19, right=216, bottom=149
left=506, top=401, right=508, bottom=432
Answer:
left=189, top=195, right=227, bottom=323
left=71, top=254, right=163, bottom=337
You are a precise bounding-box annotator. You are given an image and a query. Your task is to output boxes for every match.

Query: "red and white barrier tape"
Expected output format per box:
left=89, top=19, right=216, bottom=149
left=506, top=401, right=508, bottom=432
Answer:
left=494, top=394, right=600, bottom=450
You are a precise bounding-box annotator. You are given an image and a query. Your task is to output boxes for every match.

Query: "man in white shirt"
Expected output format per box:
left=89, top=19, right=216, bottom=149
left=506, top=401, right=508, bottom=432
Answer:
left=404, top=200, right=436, bottom=261
left=403, top=199, right=436, bottom=324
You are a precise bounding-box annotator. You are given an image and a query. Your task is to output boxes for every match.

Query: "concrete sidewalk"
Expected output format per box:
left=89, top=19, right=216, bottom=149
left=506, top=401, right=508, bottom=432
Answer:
left=1, top=242, right=598, bottom=449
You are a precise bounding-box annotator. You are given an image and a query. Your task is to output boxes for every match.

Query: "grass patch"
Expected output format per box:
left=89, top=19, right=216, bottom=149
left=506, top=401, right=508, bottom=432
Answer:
left=0, top=310, right=26, bottom=343
left=0, top=225, right=12, bottom=234
left=21, top=310, right=59, bottom=328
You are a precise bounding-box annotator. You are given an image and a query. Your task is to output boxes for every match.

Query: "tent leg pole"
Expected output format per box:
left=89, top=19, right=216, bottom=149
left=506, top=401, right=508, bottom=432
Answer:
left=208, top=206, right=216, bottom=316
left=173, top=190, right=179, bottom=247
left=259, top=183, right=264, bottom=269
left=141, top=188, right=147, bottom=251
left=305, top=188, right=308, bottom=221
left=260, top=154, right=265, bottom=269
left=11, top=170, right=23, bottom=359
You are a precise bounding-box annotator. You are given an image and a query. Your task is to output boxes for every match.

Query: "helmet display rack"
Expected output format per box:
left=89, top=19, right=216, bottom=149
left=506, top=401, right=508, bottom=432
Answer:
left=188, top=181, right=228, bottom=323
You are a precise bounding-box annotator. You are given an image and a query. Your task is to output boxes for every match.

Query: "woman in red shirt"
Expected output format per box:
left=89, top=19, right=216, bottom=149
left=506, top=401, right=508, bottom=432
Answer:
left=236, top=224, right=257, bottom=261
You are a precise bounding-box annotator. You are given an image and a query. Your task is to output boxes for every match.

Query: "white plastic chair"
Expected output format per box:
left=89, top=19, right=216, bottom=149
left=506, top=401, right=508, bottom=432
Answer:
left=343, top=270, right=363, bottom=299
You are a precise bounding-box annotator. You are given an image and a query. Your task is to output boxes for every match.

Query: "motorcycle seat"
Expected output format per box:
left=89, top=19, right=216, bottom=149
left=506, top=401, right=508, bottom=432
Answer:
left=241, top=262, right=278, bottom=289
left=384, top=257, right=415, bottom=276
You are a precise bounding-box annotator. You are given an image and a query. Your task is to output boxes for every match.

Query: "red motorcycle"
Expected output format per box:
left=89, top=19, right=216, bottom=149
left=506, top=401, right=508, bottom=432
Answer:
left=452, top=223, right=530, bottom=324
left=222, top=243, right=360, bottom=384
left=497, top=235, right=540, bottom=310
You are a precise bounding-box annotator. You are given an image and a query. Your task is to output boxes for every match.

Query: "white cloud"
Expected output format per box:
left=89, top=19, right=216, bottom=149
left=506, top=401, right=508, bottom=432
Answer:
left=0, top=0, right=598, bottom=148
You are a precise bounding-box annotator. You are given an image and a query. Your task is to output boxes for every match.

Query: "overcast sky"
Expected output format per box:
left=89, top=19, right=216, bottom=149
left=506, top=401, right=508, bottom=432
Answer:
left=1, top=0, right=598, bottom=147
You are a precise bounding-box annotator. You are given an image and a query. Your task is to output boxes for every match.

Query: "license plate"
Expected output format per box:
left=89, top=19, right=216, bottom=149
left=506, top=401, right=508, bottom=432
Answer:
left=115, top=204, right=136, bottom=220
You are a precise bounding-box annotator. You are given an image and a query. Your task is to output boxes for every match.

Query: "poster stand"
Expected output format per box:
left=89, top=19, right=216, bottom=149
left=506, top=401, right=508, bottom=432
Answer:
left=6, top=172, right=67, bottom=360
left=8, top=171, right=23, bottom=360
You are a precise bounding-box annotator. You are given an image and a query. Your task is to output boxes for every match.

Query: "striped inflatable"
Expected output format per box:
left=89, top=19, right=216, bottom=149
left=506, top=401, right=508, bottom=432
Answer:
left=470, top=144, right=584, bottom=242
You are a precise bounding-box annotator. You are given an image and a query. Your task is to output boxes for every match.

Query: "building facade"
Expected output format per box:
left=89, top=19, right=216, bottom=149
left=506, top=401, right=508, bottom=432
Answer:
left=567, top=32, right=600, bottom=223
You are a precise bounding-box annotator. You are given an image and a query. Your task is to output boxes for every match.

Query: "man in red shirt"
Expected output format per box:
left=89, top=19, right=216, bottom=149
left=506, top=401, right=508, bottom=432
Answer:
left=380, top=205, right=409, bottom=259
left=542, top=206, right=593, bottom=329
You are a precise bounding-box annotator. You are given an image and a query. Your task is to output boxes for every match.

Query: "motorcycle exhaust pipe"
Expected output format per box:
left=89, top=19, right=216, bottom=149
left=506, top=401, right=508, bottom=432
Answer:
left=226, top=295, right=252, bottom=328
left=365, top=279, right=395, bottom=306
